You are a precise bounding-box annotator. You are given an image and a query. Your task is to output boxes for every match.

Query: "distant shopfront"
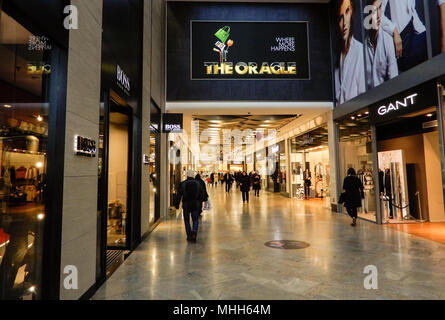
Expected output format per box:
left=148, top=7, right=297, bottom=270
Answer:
left=335, top=80, right=445, bottom=224
left=289, top=126, right=331, bottom=206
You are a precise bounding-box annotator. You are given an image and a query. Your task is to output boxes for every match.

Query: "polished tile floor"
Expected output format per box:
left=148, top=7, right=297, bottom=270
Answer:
left=93, top=185, right=445, bottom=300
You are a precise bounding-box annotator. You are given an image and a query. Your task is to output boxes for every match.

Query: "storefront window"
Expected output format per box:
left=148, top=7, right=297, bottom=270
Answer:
left=289, top=126, right=330, bottom=204
left=0, top=10, right=51, bottom=299
left=149, top=103, right=161, bottom=225
left=338, top=112, right=376, bottom=222
left=278, top=140, right=287, bottom=194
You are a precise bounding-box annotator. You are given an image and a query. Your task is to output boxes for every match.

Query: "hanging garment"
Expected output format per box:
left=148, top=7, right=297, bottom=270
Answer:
left=25, top=166, right=39, bottom=180
left=16, top=167, right=27, bottom=180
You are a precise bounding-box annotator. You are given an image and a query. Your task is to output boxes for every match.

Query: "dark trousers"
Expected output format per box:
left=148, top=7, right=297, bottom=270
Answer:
left=225, top=182, right=232, bottom=192
left=346, top=206, right=358, bottom=219
left=398, top=19, right=427, bottom=72
left=183, top=208, right=200, bottom=238
left=254, top=188, right=260, bottom=197
left=304, top=181, right=311, bottom=198
left=242, top=191, right=249, bottom=202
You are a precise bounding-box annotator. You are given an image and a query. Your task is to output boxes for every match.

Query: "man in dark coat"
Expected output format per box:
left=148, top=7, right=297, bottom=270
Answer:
left=342, top=167, right=364, bottom=227
left=239, top=171, right=251, bottom=203
left=195, top=174, right=209, bottom=217
left=252, top=171, right=261, bottom=197
left=223, top=171, right=234, bottom=193
left=174, top=170, right=205, bottom=241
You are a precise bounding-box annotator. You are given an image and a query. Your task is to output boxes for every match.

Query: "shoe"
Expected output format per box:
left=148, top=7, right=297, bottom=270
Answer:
left=351, top=218, right=357, bottom=227
left=191, top=231, right=197, bottom=241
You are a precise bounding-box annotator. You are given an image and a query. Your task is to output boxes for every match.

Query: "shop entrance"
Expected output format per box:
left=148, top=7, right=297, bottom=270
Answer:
left=97, top=90, right=133, bottom=278
left=376, top=108, right=445, bottom=223
left=289, top=126, right=330, bottom=205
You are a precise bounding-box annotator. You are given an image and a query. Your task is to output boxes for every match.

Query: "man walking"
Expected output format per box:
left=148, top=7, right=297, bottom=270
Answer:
left=174, top=170, right=205, bottom=242
left=224, top=171, right=234, bottom=193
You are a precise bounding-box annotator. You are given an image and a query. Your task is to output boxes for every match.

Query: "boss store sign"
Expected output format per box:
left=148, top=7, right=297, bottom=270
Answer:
left=163, top=113, right=183, bottom=133
left=369, top=82, right=438, bottom=124
left=74, top=136, right=97, bottom=157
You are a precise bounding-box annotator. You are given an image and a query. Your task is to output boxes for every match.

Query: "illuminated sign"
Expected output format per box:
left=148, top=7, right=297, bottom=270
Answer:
left=203, top=62, right=297, bottom=75
left=74, top=136, right=96, bottom=157
left=191, top=21, right=309, bottom=80
left=369, top=82, right=438, bottom=124
left=27, top=63, right=51, bottom=75
left=117, top=65, right=130, bottom=94
left=377, top=94, right=418, bottom=116
left=163, top=113, right=183, bottom=133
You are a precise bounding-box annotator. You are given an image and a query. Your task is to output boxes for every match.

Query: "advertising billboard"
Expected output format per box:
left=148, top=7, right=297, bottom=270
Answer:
left=191, top=21, right=310, bottom=80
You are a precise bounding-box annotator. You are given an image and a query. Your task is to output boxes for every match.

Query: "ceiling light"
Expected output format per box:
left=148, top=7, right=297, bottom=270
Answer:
left=37, top=213, right=45, bottom=221
left=37, top=115, right=43, bottom=122
left=426, top=113, right=434, bottom=117
left=351, top=116, right=356, bottom=120
left=210, top=120, right=221, bottom=124
left=365, top=111, right=369, bottom=115
left=3, top=104, right=12, bottom=108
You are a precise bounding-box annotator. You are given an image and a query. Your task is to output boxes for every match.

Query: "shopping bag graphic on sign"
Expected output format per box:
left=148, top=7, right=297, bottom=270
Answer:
left=214, top=26, right=230, bottom=43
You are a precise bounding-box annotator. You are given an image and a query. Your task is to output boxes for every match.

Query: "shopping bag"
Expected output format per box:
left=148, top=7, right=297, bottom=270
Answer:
left=214, top=26, right=230, bottom=43
left=203, top=200, right=212, bottom=211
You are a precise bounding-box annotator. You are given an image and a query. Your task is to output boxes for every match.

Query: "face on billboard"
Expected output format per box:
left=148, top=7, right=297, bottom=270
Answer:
left=338, top=0, right=353, bottom=45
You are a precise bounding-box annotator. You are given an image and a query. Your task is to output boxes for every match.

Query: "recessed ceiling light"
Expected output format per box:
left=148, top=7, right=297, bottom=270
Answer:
left=426, top=113, right=434, bottom=117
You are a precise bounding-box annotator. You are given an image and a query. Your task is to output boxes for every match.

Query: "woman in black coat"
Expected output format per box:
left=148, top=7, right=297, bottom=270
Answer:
left=239, top=171, right=251, bottom=203
left=342, top=168, right=364, bottom=227
left=252, top=171, right=261, bottom=197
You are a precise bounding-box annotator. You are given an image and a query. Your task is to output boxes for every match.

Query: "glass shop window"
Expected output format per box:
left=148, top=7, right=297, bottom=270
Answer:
left=0, top=10, right=52, bottom=300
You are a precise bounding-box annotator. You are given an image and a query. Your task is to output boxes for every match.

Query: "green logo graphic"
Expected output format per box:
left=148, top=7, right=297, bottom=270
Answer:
left=213, top=26, right=234, bottom=63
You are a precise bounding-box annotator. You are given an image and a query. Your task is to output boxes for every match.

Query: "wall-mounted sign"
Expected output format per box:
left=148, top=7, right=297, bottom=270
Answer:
left=27, top=62, right=51, bottom=75
left=369, top=82, right=438, bottom=124
left=163, top=113, right=183, bottom=133
left=143, top=154, right=150, bottom=164
left=191, top=21, right=309, bottom=80
left=117, top=65, right=130, bottom=95
left=74, top=136, right=96, bottom=157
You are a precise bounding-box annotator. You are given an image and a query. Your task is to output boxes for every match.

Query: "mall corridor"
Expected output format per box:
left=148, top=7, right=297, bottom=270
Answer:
left=93, top=187, right=445, bottom=300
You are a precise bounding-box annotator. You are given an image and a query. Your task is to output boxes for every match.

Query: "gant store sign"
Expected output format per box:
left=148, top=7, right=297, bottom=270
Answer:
left=377, top=93, right=419, bottom=116
left=369, top=82, right=438, bottom=123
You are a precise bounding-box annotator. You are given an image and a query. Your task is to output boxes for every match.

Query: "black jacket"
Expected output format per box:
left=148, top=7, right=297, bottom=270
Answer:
left=224, top=173, right=234, bottom=184
left=195, top=176, right=209, bottom=202
left=239, top=175, right=251, bottom=192
left=252, top=174, right=261, bottom=190
left=174, top=178, right=205, bottom=211
left=342, top=175, right=364, bottom=208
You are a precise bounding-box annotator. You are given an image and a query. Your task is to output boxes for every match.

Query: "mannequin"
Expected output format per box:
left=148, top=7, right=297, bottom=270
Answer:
left=385, top=168, right=393, bottom=218
left=304, top=169, right=311, bottom=199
